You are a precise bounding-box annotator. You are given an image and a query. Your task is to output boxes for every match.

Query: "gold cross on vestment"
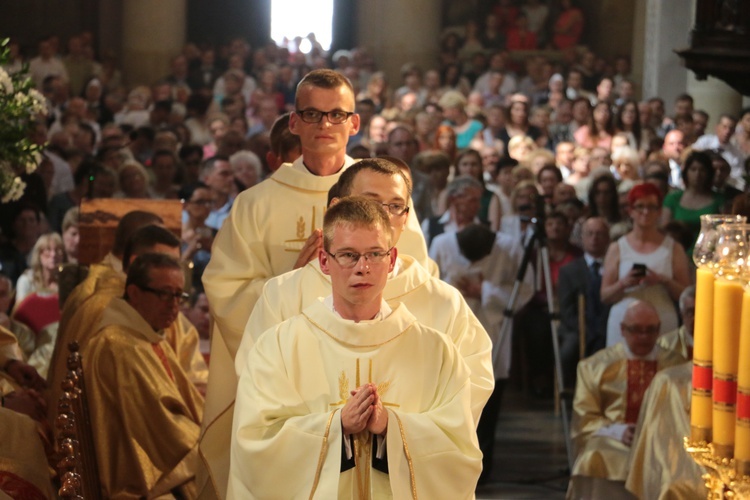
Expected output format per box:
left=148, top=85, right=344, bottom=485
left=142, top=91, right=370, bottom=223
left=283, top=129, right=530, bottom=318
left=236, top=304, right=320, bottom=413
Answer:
left=329, top=358, right=399, bottom=408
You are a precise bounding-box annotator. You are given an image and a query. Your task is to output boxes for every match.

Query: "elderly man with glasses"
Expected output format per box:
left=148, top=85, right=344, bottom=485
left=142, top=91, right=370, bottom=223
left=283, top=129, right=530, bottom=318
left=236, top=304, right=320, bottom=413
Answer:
left=83, top=253, right=204, bottom=498
left=567, top=300, right=684, bottom=499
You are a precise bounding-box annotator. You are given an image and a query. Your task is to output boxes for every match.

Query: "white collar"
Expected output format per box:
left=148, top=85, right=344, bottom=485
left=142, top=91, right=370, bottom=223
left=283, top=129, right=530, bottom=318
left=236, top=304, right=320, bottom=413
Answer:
left=323, top=295, right=392, bottom=322
left=623, top=343, right=659, bottom=361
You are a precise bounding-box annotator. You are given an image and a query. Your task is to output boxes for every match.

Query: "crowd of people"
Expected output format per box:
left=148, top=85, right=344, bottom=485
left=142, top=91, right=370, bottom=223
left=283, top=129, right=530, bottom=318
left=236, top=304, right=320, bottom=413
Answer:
left=1, top=0, right=750, bottom=496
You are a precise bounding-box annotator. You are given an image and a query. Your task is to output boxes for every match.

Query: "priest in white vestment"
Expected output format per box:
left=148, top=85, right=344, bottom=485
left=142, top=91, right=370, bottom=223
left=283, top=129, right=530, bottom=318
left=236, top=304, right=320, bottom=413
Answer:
left=230, top=198, right=482, bottom=498
left=236, top=159, right=493, bottom=425
left=199, top=70, right=433, bottom=498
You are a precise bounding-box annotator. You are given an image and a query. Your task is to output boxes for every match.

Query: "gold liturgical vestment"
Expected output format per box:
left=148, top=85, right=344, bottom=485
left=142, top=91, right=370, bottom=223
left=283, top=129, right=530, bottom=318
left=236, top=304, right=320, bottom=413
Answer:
left=568, top=343, right=684, bottom=499
left=84, top=298, right=204, bottom=499
left=229, top=300, right=482, bottom=499
left=47, top=263, right=208, bottom=427
left=0, top=407, right=55, bottom=499
left=625, top=362, right=707, bottom=499
left=656, top=326, right=693, bottom=362
left=238, top=255, right=493, bottom=424
left=199, top=157, right=435, bottom=499
left=0, top=324, right=23, bottom=367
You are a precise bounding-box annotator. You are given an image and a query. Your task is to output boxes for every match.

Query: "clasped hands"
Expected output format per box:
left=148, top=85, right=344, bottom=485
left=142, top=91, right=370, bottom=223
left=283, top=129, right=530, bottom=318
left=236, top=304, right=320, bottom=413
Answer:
left=341, top=383, right=388, bottom=436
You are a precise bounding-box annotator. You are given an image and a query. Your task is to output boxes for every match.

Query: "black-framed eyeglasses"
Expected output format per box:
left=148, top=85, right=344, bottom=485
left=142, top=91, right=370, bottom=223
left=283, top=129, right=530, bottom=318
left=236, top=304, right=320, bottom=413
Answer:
left=621, top=324, right=659, bottom=335
left=138, top=285, right=190, bottom=304
left=380, top=203, right=409, bottom=216
left=326, top=248, right=393, bottom=268
left=295, top=108, right=354, bottom=124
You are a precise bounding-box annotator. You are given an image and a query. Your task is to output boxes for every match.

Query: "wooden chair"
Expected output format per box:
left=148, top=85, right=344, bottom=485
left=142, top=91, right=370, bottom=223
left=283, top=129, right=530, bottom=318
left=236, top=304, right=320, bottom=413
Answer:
left=556, top=294, right=587, bottom=413
left=55, top=342, right=101, bottom=499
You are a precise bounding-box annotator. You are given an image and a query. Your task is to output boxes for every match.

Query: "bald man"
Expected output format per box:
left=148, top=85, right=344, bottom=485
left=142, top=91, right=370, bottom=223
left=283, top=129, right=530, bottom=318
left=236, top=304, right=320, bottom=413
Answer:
left=567, top=300, right=684, bottom=499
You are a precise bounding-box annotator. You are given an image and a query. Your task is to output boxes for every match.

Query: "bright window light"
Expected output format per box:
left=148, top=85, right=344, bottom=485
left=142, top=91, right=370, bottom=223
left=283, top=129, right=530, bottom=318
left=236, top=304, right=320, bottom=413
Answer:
left=270, top=0, right=334, bottom=52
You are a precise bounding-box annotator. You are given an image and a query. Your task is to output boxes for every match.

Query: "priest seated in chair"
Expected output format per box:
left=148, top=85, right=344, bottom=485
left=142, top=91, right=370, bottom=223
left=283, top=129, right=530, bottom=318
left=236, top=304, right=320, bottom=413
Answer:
left=83, top=253, right=203, bottom=498
left=567, top=300, right=684, bottom=499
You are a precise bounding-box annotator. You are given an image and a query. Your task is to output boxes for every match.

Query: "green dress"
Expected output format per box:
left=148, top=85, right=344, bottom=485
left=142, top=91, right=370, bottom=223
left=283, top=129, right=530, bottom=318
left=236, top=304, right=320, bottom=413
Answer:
left=662, top=190, right=725, bottom=254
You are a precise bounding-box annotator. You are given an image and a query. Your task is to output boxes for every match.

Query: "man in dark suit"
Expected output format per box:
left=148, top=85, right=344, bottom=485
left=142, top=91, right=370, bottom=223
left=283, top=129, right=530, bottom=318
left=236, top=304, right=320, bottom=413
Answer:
left=558, top=216, right=611, bottom=388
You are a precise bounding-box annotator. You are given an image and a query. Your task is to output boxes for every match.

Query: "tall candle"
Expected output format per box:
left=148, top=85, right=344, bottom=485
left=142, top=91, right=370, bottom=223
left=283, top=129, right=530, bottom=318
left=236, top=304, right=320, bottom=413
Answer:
left=691, top=267, right=714, bottom=441
left=713, top=278, right=744, bottom=458
left=735, top=289, right=750, bottom=474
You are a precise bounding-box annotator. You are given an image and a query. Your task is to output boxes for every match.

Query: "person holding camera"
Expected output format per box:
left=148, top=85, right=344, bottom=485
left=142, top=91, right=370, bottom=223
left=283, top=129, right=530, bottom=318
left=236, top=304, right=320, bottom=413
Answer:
left=600, top=183, right=690, bottom=347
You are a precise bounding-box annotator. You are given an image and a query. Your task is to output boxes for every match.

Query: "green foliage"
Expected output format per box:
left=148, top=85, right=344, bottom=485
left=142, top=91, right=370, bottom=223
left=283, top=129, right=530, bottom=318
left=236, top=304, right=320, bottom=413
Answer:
left=0, top=37, right=47, bottom=202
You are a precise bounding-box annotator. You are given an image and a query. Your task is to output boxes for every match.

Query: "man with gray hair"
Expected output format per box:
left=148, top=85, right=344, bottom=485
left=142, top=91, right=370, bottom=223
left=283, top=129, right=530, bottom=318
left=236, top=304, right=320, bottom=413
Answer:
left=625, top=288, right=702, bottom=498
left=422, top=176, right=484, bottom=248
left=568, top=300, right=684, bottom=499
left=228, top=150, right=262, bottom=191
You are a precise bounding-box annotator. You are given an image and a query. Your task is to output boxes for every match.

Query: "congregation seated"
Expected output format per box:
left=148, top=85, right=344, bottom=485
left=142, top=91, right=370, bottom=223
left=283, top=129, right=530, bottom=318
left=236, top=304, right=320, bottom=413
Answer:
left=567, top=300, right=684, bottom=499
left=83, top=253, right=203, bottom=497
left=4, top=8, right=750, bottom=495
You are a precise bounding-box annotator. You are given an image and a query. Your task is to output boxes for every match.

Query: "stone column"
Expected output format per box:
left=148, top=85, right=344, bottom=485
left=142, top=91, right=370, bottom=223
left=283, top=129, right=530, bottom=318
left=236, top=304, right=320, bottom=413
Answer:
left=687, top=74, right=742, bottom=129
left=356, top=0, right=441, bottom=89
left=121, top=0, right=186, bottom=87
left=636, top=0, right=741, bottom=127
left=638, top=0, right=693, bottom=104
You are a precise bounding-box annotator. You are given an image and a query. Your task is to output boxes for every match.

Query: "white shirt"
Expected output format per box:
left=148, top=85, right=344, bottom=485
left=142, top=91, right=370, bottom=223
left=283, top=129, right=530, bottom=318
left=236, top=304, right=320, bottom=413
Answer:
left=693, top=134, right=746, bottom=189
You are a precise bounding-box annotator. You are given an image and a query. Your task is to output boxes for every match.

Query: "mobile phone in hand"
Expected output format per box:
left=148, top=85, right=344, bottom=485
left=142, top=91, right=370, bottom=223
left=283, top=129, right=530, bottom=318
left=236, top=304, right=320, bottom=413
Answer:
left=632, top=263, right=647, bottom=277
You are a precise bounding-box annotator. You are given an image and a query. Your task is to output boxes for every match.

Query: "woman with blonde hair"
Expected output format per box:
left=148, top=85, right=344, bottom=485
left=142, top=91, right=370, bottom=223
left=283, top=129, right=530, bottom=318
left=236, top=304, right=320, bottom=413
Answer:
left=61, top=207, right=80, bottom=265
left=611, top=145, right=642, bottom=181
left=16, top=233, right=65, bottom=303
left=507, top=135, right=537, bottom=163
left=115, top=160, right=150, bottom=199
left=439, top=90, right=484, bottom=149
left=500, top=179, right=539, bottom=241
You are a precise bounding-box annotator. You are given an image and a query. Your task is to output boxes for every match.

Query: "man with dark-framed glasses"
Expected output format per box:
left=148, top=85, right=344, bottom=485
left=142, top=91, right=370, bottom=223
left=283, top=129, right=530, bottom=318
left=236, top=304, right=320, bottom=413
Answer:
left=230, top=197, right=482, bottom=497
left=236, top=157, right=492, bottom=431
left=199, top=70, right=432, bottom=497
left=83, top=253, right=204, bottom=498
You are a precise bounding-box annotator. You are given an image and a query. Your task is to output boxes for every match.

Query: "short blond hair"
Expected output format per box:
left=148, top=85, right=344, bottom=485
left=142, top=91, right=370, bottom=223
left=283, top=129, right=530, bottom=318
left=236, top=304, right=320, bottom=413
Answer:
left=323, top=196, right=393, bottom=252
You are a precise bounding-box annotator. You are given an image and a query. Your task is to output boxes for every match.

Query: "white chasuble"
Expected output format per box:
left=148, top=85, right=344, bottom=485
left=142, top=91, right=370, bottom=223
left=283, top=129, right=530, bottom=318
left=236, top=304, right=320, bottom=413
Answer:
left=229, top=301, right=481, bottom=499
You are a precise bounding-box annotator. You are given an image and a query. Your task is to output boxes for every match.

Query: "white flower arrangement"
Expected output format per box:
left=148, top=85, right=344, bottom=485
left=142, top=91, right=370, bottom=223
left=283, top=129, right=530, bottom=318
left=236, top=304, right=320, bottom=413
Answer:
left=0, top=37, right=47, bottom=203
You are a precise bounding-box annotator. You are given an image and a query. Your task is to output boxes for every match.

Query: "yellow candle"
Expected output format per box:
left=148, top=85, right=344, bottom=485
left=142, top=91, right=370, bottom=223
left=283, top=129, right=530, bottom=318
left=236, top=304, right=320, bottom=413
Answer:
left=694, top=268, right=714, bottom=360
left=691, top=267, right=714, bottom=440
left=713, top=278, right=744, bottom=457
left=735, top=290, right=750, bottom=467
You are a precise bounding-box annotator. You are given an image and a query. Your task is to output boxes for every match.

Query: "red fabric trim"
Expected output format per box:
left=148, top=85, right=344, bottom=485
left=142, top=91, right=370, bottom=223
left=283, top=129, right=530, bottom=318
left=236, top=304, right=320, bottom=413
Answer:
left=693, top=364, right=713, bottom=391
left=713, top=377, right=738, bottom=406
left=151, top=343, right=175, bottom=382
left=0, top=471, right=47, bottom=500
left=625, top=359, right=658, bottom=424
left=737, top=390, right=750, bottom=419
